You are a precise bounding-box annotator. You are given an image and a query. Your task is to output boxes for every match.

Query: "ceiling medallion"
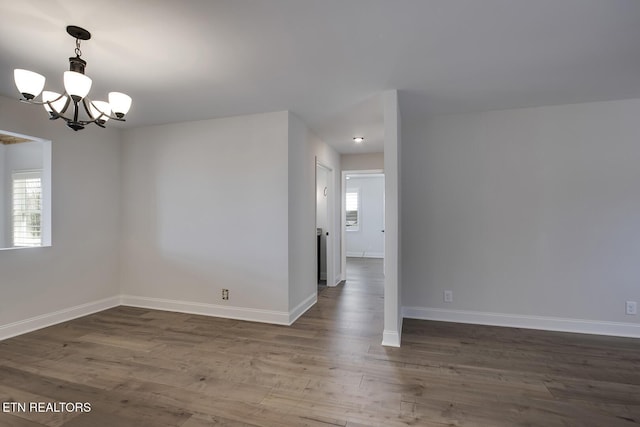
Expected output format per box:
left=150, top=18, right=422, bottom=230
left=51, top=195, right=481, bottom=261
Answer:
left=13, top=25, right=132, bottom=131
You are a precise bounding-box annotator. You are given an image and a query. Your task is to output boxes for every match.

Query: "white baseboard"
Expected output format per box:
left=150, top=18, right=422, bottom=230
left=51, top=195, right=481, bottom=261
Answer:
left=0, top=289, right=336, bottom=341
left=382, top=315, right=403, bottom=347
left=346, top=252, right=384, bottom=259
left=382, top=329, right=401, bottom=347
left=288, top=292, right=317, bottom=325
left=121, top=295, right=291, bottom=325
left=403, top=306, right=640, bottom=338
left=326, top=274, right=343, bottom=287
left=333, top=274, right=343, bottom=286
left=0, top=296, right=120, bottom=341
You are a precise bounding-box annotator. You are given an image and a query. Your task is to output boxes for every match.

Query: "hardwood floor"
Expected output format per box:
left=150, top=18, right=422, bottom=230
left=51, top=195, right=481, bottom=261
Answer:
left=1, top=257, right=639, bottom=426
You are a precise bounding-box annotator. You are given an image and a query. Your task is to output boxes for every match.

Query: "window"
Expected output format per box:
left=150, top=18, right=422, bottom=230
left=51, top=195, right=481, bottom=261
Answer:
left=346, top=189, right=359, bottom=231
left=0, top=131, right=51, bottom=249
left=12, top=170, right=42, bottom=247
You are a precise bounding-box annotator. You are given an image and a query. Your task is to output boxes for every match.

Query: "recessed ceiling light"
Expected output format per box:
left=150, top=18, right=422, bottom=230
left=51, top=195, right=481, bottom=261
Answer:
left=353, top=136, right=364, bottom=143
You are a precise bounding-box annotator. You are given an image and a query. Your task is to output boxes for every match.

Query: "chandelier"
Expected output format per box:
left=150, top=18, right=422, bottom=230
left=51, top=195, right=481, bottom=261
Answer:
left=13, top=26, right=132, bottom=131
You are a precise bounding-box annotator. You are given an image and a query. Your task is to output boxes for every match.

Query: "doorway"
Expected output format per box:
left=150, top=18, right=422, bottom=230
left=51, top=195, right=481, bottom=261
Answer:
left=341, top=169, right=385, bottom=279
left=316, top=161, right=334, bottom=288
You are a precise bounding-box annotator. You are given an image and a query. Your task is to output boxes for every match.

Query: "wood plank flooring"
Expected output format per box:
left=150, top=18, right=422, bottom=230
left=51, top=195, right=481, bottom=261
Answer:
left=1, top=258, right=640, bottom=426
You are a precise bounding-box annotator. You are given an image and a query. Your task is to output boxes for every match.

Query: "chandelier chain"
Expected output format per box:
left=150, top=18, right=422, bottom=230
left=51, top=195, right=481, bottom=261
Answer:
left=75, top=38, right=82, bottom=57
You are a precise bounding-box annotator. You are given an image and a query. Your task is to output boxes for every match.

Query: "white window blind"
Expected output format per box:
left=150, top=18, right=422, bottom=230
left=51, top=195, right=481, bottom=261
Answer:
left=346, top=190, right=359, bottom=230
left=12, top=170, right=42, bottom=247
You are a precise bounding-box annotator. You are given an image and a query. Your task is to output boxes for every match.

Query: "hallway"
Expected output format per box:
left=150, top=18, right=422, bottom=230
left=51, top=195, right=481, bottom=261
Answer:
left=313, top=257, right=385, bottom=347
left=317, top=257, right=384, bottom=309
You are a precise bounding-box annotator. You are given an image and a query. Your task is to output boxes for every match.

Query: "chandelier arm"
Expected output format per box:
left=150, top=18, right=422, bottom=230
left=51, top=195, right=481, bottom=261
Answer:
left=20, top=93, right=118, bottom=128
left=48, top=108, right=62, bottom=121
left=24, top=95, right=125, bottom=127
left=48, top=96, right=72, bottom=121
left=19, top=93, right=65, bottom=107
left=48, top=98, right=104, bottom=127
left=82, top=98, right=93, bottom=119
left=59, top=96, right=71, bottom=115
left=48, top=112, right=61, bottom=121
left=83, top=98, right=106, bottom=127
left=102, top=115, right=126, bottom=122
left=45, top=100, right=74, bottom=122
left=72, top=101, right=100, bottom=128
left=84, top=97, right=125, bottom=122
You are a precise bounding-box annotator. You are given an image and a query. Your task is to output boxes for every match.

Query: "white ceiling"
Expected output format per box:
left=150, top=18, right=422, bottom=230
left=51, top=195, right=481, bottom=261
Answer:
left=1, top=1, right=640, bottom=154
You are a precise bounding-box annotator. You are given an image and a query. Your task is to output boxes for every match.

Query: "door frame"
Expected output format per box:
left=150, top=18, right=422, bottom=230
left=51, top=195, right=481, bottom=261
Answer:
left=316, top=160, right=336, bottom=287
left=340, top=169, right=385, bottom=281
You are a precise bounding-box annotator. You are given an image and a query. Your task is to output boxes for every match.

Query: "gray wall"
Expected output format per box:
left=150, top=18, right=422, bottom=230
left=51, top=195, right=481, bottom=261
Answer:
left=402, top=98, right=640, bottom=331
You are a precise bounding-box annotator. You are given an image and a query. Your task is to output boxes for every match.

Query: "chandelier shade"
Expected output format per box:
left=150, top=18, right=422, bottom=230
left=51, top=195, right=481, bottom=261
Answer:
left=14, top=69, right=46, bottom=100
left=108, top=92, right=132, bottom=118
left=63, top=71, right=92, bottom=102
left=13, top=25, right=131, bottom=131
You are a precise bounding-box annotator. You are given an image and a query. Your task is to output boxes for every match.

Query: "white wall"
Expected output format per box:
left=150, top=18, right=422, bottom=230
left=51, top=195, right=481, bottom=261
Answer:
left=0, top=95, right=122, bottom=338
left=382, top=90, right=402, bottom=347
left=120, top=111, right=338, bottom=323
left=3, top=140, right=43, bottom=170
left=342, top=152, right=384, bottom=171
left=346, top=175, right=384, bottom=258
left=120, top=112, right=291, bottom=320
left=288, top=113, right=312, bottom=311
left=0, top=99, right=337, bottom=336
left=288, top=113, right=316, bottom=311
left=288, top=113, right=341, bottom=314
left=309, top=124, right=342, bottom=287
left=402, top=98, right=640, bottom=336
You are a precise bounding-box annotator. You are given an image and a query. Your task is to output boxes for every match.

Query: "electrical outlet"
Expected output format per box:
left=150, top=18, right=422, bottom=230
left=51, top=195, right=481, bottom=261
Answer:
left=626, top=301, right=637, bottom=315
left=222, top=289, right=229, bottom=301
left=444, top=290, right=453, bottom=303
